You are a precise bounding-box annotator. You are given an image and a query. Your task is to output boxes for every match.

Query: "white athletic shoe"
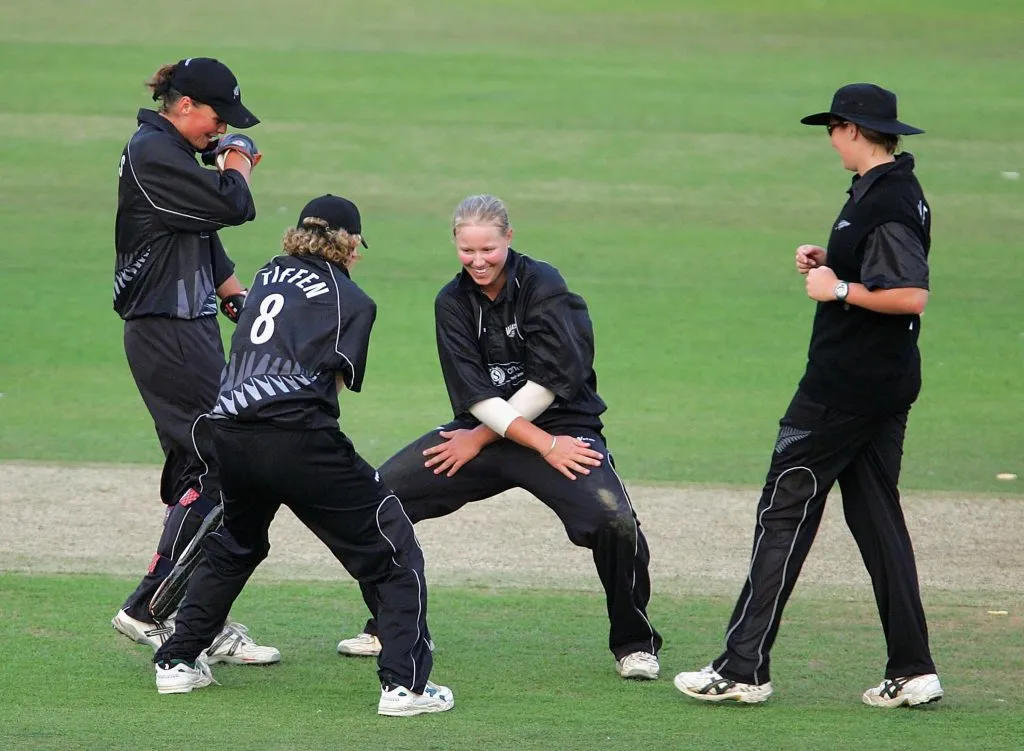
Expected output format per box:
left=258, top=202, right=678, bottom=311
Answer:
left=155, top=655, right=218, bottom=695
left=205, top=620, right=281, bottom=665
left=337, top=632, right=382, bottom=657
left=616, top=651, right=660, bottom=680
left=378, top=680, right=454, bottom=717
left=337, top=633, right=435, bottom=657
left=862, top=674, right=943, bottom=708
left=112, top=609, right=174, bottom=649
left=674, top=664, right=773, bottom=704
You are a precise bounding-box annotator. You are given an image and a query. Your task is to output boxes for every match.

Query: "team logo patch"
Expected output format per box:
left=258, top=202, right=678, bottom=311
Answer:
left=834, top=219, right=851, bottom=231
left=232, top=85, right=240, bottom=100
left=505, top=322, right=519, bottom=338
left=488, top=362, right=525, bottom=388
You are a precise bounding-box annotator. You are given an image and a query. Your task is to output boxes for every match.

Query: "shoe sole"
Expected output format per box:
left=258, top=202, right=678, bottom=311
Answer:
left=378, top=701, right=454, bottom=717
left=337, top=645, right=381, bottom=657
left=112, top=619, right=161, bottom=649
left=157, top=684, right=197, bottom=695
left=674, top=677, right=771, bottom=704
left=206, top=654, right=281, bottom=666
left=618, top=669, right=659, bottom=680
left=679, top=687, right=771, bottom=704
left=863, top=692, right=943, bottom=708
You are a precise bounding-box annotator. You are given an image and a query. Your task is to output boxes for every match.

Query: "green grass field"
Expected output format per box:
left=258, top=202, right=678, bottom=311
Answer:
left=0, top=1, right=1022, bottom=748
left=0, top=0, right=1021, bottom=491
left=1, top=574, right=1022, bottom=751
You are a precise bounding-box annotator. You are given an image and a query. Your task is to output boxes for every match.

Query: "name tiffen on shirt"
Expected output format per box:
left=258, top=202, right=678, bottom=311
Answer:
left=259, top=266, right=331, bottom=299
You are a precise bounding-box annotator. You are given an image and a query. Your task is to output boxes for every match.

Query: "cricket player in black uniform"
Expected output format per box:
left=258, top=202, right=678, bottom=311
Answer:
left=152, top=195, right=453, bottom=717
left=338, top=194, right=663, bottom=680
left=111, top=57, right=278, bottom=664
left=675, top=84, right=942, bottom=707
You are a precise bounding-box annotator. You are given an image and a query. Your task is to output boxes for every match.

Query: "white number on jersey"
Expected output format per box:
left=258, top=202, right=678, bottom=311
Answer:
left=250, top=293, right=285, bottom=344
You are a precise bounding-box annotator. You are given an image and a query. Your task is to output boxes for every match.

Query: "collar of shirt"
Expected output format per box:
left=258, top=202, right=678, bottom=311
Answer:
left=136, top=108, right=197, bottom=153
left=848, top=152, right=916, bottom=204
left=456, top=247, right=522, bottom=302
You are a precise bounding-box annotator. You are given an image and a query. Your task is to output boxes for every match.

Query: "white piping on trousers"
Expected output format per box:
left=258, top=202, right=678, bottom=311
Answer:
left=606, top=451, right=658, bottom=655
left=375, top=494, right=426, bottom=690
left=724, top=465, right=818, bottom=684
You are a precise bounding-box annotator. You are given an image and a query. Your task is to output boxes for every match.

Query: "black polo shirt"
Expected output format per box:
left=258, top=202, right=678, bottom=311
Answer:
left=114, top=109, right=255, bottom=320
left=799, top=153, right=931, bottom=415
left=210, top=254, right=376, bottom=430
left=434, top=249, right=606, bottom=433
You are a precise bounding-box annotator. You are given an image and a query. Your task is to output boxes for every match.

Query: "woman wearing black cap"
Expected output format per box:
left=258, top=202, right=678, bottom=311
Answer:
left=111, top=58, right=278, bottom=665
left=675, top=84, right=942, bottom=708
left=338, top=194, right=663, bottom=682
left=150, top=195, right=453, bottom=717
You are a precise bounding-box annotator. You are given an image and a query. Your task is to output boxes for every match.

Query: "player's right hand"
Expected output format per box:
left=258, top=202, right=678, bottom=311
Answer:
left=543, top=436, right=603, bottom=481
left=796, top=244, right=827, bottom=275
left=423, top=429, right=483, bottom=477
left=214, top=133, right=262, bottom=169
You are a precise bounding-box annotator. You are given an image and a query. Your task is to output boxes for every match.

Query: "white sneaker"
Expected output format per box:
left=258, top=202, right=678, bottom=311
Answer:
left=205, top=621, right=281, bottom=665
left=378, top=680, right=454, bottom=717
left=616, top=651, right=660, bottom=680
left=337, top=632, right=382, bottom=657
left=674, top=664, right=773, bottom=704
left=112, top=609, right=174, bottom=649
left=336, top=633, right=435, bottom=657
left=155, top=655, right=218, bottom=695
left=862, top=674, right=943, bottom=708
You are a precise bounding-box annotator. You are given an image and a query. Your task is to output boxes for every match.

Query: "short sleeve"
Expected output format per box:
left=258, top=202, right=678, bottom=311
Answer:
left=435, top=293, right=502, bottom=416
left=860, top=222, right=929, bottom=291
left=210, top=233, right=235, bottom=288
left=332, top=286, right=377, bottom=393
left=521, top=279, right=595, bottom=401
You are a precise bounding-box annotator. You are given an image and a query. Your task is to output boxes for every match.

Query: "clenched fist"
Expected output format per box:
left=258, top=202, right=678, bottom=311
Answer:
left=795, top=244, right=827, bottom=275
left=805, top=265, right=839, bottom=302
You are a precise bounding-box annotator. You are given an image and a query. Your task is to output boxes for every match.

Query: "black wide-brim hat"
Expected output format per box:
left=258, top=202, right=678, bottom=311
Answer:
left=801, top=83, right=924, bottom=135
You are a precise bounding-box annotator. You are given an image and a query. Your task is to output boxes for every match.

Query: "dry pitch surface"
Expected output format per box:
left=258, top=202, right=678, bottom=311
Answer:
left=2, top=463, right=1020, bottom=609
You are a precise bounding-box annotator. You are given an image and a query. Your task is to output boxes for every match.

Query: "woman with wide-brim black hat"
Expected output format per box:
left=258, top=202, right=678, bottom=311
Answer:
left=675, top=83, right=943, bottom=708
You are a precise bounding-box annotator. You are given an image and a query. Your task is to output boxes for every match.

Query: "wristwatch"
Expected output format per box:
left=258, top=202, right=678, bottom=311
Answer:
left=834, top=280, right=849, bottom=302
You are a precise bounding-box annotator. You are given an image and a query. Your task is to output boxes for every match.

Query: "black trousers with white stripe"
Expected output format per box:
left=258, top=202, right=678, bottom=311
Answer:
left=713, top=389, right=936, bottom=686
left=121, top=316, right=225, bottom=621
left=155, top=423, right=434, bottom=692
left=360, top=425, right=663, bottom=660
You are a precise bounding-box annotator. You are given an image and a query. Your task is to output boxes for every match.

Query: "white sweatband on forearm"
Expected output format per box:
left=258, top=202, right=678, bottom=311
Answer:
left=469, top=397, right=524, bottom=437
left=507, top=380, right=556, bottom=422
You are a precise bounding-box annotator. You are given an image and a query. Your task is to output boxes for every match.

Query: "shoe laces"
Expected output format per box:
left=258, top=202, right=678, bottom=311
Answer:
left=625, top=652, right=658, bottom=668
left=223, top=621, right=255, bottom=645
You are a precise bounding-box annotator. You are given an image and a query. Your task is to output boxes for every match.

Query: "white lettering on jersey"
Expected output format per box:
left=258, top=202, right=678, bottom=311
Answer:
left=259, top=265, right=331, bottom=299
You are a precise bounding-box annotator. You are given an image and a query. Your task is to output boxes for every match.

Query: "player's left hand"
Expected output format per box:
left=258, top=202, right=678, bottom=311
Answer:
left=805, top=265, right=839, bottom=302
left=220, top=290, right=247, bottom=323
left=423, top=429, right=483, bottom=477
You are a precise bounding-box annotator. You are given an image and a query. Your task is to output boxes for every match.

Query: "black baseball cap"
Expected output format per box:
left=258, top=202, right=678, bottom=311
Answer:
left=170, top=57, right=259, bottom=129
left=297, top=195, right=369, bottom=248
left=801, top=83, right=924, bottom=135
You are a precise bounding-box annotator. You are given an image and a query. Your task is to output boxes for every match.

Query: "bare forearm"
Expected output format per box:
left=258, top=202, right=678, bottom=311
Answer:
left=846, top=284, right=928, bottom=315
left=222, top=151, right=253, bottom=184
left=504, top=417, right=554, bottom=455
left=216, top=274, right=245, bottom=299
